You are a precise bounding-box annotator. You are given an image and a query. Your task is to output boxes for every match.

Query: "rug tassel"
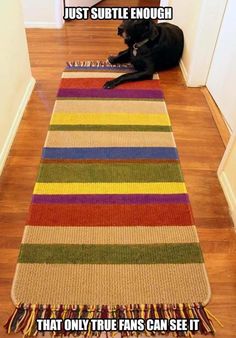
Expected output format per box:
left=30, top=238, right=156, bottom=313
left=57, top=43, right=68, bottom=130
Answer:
left=66, top=60, right=132, bottom=69
left=204, top=307, right=224, bottom=328
left=4, top=303, right=222, bottom=337
left=4, top=303, right=24, bottom=334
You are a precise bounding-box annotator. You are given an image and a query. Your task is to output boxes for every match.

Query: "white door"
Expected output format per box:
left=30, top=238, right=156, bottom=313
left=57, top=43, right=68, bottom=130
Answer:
left=207, top=0, right=236, bottom=132
left=65, top=0, right=101, bottom=7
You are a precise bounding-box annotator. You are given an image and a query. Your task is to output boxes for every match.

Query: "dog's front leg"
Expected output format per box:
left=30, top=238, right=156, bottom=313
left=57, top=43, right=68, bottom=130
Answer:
left=103, top=67, right=154, bottom=89
left=108, top=49, right=130, bottom=65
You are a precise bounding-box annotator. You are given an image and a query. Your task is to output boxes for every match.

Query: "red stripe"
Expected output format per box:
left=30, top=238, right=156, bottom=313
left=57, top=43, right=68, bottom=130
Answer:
left=60, top=78, right=161, bottom=90
left=28, top=203, right=194, bottom=226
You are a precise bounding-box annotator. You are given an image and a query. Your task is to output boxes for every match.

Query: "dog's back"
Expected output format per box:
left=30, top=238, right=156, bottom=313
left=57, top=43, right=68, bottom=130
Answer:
left=152, top=23, right=184, bottom=70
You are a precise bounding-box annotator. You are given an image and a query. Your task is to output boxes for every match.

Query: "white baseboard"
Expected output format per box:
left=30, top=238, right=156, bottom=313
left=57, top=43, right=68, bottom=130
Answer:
left=160, top=0, right=169, bottom=6
left=231, top=208, right=236, bottom=228
left=24, top=21, right=63, bottom=29
left=218, top=171, right=236, bottom=228
left=0, top=77, right=36, bottom=176
left=179, top=58, right=188, bottom=84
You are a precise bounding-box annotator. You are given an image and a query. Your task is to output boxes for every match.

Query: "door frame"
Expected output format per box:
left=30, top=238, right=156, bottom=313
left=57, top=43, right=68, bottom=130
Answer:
left=160, top=0, right=228, bottom=87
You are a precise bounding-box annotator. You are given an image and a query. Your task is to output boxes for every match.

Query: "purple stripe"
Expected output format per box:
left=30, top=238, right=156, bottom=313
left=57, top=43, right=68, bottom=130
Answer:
left=57, top=88, right=163, bottom=99
left=32, top=194, right=189, bottom=204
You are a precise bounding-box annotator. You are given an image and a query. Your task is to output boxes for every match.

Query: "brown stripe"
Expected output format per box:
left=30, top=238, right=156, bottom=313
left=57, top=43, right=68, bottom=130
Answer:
left=12, top=263, right=211, bottom=305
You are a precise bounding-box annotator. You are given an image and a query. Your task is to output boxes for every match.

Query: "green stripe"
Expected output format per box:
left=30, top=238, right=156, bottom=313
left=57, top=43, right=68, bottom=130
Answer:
left=49, top=125, right=172, bottom=132
left=37, top=163, right=183, bottom=183
left=19, top=244, right=203, bottom=264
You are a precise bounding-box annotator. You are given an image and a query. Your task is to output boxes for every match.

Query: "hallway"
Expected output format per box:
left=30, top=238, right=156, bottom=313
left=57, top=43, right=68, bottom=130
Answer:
left=0, top=1, right=235, bottom=337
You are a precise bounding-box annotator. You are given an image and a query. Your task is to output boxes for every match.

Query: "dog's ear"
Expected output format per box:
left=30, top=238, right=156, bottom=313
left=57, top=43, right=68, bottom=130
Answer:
left=118, top=22, right=124, bottom=36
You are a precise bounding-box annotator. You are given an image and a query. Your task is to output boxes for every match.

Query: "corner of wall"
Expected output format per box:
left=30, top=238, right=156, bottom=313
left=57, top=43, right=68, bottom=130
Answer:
left=23, top=0, right=64, bottom=29
left=218, top=171, right=236, bottom=229
left=179, top=59, right=188, bottom=85
left=218, top=135, right=236, bottom=229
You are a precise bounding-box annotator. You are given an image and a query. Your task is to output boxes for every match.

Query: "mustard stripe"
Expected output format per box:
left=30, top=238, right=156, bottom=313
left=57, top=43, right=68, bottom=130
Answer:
left=50, top=113, right=170, bottom=126
left=33, top=182, right=187, bottom=195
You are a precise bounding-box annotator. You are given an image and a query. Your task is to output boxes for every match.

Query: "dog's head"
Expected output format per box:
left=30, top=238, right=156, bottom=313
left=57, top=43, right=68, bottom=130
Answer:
left=118, top=19, right=158, bottom=46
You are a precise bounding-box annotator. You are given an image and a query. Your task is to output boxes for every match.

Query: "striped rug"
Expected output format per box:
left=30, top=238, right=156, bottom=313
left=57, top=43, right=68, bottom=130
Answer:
left=5, top=62, right=215, bottom=336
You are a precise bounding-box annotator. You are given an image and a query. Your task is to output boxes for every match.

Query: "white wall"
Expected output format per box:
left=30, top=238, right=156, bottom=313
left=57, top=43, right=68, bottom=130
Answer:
left=165, top=0, right=227, bottom=87
left=207, top=0, right=236, bottom=133
left=0, top=1, right=35, bottom=175
left=168, top=0, right=202, bottom=81
left=21, top=0, right=64, bottom=28
left=65, top=0, right=101, bottom=6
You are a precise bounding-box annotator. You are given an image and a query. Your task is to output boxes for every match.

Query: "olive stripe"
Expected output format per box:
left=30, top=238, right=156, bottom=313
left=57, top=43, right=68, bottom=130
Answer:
left=19, top=243, right=203, bottom=264
left=37, top=163, right=183, bottom=183
left=49, top=125, right=172, bottom=132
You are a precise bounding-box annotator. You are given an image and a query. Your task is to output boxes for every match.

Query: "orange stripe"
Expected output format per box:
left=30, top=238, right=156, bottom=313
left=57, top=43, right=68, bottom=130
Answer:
left=60, top=78, right=161, bottom=90
left=28, top=203, right=194, bottom=227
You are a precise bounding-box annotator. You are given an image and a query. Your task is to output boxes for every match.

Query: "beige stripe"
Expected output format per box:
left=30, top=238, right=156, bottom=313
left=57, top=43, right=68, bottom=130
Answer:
left=53, top=99, right=167, bottom=115
left=62, top=72, right=125, bottom=78
left=12, top=263, right=210, bottom=305
left=62, top=72, right=159, bottom=80
left=23, top=226, right=199, bottom=245
left=45, top=131, right=175, bottom=148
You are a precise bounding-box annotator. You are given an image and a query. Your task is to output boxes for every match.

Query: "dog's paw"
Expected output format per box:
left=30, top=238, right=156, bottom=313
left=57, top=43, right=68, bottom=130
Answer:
left=103, top=80, right=117, bottom=89
left=108, top=56, right=117, bottom=65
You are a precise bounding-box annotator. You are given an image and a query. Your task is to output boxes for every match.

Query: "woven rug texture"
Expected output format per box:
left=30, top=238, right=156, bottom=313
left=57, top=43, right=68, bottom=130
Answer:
left=5, top=62, right=214, bottom=336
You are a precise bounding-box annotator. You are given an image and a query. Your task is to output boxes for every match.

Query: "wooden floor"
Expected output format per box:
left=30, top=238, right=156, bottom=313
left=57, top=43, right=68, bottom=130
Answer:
left=0, top=1, right=236, bottom=337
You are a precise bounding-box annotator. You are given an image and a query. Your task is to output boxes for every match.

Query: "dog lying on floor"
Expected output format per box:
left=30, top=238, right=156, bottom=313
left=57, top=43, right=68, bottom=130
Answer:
left=104, top=19, right=184, bottom=89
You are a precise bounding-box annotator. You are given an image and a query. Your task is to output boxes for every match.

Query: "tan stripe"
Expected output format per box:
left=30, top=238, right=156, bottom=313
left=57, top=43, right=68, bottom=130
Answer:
left=53, top=99, right=167, bottom=115
left=62, top=72, right=159, bottom=80
left=23, top=226, right=199, bottom=245
left=62, top=72, right=126, bottom=78
left=45, top=131, right=175, bottom=148
left=12, top=263, right=210, bottom=305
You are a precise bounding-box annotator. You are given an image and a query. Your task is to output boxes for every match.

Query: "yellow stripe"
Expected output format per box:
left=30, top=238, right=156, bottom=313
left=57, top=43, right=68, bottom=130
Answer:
left=50, top=113, right=170, bottom=126
left=33, top=182, right=187, bottom=195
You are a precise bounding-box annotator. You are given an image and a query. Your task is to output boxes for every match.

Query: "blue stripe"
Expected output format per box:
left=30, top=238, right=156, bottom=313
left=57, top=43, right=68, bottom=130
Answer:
left=65, top=66, right=133, bottom=71
left=42, top=147, right=179, bottom=160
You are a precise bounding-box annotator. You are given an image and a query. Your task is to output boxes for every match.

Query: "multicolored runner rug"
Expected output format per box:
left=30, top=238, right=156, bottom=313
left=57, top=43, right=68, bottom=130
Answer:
left=6, top=62, right=214, bottom=336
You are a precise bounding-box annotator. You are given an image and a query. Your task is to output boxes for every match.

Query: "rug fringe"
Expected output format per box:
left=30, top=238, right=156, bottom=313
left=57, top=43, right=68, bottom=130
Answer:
left=66, top=60, right=132, bottom=69
left=4, top=303, right=221, bottom=337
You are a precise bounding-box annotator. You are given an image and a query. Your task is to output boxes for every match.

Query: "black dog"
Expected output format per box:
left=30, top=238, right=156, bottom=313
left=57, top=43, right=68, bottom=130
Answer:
left=104, top=20, right=184, bottom=89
